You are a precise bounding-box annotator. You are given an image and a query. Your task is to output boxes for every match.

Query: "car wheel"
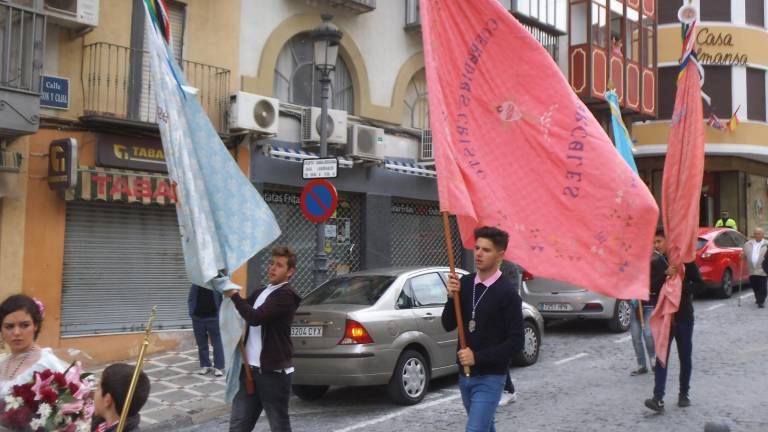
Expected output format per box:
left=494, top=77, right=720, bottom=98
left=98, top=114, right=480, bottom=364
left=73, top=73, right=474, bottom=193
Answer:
left=512, top=320, right=541, bottom=366
left=292, top=385, right=329, bottom=401
left=387, top=350, right=429, bottom=405
left=717, top=269, right=733, bottom=298
left=607, top=300, right=631, bottom=333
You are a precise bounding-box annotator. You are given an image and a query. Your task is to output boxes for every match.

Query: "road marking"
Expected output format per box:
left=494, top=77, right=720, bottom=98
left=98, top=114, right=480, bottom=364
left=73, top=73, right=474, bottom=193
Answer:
left=740, top=293, right=755, bottom=300
left=335, top=392, right=462, bottom=432
left=614, top=335, right=632, bottom=343
left=554, top=353, right=588, bottom=365
left=706, top=303, right=725, bottom=311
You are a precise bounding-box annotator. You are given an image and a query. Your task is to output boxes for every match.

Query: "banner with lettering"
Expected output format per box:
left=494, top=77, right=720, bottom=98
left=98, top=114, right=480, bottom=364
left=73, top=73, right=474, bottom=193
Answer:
left=420, top=0, right=659, bottom=300
left=65, top=168, right=177, bottom=205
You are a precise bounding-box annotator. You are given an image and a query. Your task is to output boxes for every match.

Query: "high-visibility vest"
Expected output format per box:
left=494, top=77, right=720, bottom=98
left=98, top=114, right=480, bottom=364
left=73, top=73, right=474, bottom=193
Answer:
left=715, top=218, right=738, bottom=230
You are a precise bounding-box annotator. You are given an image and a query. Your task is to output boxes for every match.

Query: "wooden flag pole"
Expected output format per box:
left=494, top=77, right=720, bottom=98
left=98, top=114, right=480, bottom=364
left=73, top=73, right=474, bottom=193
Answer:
left=442, top=212, right=470, bottom=377
left=239, top=338, right=256, bottom=395
left=637, top=300, right=644, bottom=330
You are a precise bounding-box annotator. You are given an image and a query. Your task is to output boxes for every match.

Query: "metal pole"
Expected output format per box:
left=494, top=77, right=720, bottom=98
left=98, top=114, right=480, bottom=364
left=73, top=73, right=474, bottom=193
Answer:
left=313, top=70, right=331, bottom=289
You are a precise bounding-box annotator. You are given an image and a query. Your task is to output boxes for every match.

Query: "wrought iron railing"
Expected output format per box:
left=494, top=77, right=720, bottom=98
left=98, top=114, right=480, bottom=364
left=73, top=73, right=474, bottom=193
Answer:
left=0, top=2, right=46, bottom=93
left=0, top=151, right=23, bottom=172
left=82, top=42, right=230, bottom=133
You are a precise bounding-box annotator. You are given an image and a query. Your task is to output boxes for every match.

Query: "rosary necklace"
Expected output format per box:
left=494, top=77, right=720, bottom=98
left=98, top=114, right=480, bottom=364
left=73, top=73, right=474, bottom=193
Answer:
left=2, top=348, right=35, bottom=381
left=468, top=283, right=490, bottom=333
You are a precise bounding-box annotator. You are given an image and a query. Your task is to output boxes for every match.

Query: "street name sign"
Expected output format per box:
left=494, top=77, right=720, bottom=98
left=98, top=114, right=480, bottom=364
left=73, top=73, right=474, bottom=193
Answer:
left=302, top=158, right=338, bottom=179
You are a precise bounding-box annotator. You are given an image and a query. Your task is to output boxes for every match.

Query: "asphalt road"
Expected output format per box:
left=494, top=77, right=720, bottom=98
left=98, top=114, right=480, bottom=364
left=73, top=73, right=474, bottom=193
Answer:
left=176, top=289, right=768, bottom=432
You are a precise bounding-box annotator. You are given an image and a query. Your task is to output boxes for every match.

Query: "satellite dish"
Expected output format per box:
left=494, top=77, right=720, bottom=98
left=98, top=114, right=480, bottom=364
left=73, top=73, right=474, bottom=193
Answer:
left=253, top=99, right=277, bottom=129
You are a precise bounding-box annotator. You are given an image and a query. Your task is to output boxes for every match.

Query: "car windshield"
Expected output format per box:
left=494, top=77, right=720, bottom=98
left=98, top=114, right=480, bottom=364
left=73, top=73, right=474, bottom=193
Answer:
left=696, top=238, right=708, bottom=250
left=302, top=276, right=397, bottom=306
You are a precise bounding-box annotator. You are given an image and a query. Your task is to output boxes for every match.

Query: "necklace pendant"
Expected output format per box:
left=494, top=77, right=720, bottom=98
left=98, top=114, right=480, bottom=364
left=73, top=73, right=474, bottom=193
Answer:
left=468, top=319, right=476, bottom=333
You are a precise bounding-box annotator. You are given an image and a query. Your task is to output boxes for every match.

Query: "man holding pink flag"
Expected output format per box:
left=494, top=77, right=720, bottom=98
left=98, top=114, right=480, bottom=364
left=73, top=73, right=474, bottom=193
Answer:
left=646, top=2, right=707, bottom=413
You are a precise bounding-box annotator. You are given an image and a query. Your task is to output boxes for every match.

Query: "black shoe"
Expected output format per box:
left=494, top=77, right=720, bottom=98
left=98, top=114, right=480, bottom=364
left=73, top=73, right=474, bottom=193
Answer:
left=630, top=366, right=648, bottom=376
left=644, top=397, right=664, bottom=412
left=678, top=394, right=691, bottom=407
left=759, top=303, right=765, bottom=308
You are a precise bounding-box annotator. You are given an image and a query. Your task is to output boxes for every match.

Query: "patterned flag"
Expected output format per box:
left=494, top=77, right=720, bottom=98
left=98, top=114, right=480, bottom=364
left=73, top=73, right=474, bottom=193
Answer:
left=728, top=106, right=741, bottom=131
left=649, top=13, right=706, bottom=368
left=420, top=0, right=659, bottom=300
left=707, top=113, right=726, bottom=131
left=606, top=90, right=638, bottom=174
left=143, top=0, right=280, bottom=401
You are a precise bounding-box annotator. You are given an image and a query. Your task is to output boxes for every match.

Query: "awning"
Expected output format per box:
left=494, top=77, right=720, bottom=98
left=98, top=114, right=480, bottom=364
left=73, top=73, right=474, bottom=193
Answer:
left=64, top=167, right=177, bottom=205
left=268, top=146, right=353, bottom=168
left=384, top=160, right=437, bottom=178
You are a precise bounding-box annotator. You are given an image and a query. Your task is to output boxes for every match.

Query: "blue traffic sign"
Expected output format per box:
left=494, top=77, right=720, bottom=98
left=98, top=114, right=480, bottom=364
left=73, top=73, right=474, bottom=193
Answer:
left=300, top=179, right=338, bottom=223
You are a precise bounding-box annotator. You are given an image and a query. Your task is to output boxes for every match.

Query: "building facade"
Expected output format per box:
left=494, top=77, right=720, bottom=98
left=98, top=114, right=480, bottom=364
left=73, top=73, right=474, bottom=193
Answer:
left=633, top=0, right=768, bottom=234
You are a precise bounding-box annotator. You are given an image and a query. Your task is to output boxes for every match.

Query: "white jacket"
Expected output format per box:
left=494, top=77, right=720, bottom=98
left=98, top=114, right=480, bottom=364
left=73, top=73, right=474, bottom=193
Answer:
left=743, top=239, right=768, bottom=276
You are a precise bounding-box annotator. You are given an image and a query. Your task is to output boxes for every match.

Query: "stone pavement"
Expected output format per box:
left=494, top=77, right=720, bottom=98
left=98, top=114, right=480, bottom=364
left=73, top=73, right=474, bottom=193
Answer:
left=91, top=339, right=230, bottom=431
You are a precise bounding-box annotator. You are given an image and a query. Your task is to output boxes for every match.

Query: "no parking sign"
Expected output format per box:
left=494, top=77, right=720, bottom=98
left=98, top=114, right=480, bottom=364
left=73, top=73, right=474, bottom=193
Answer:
left=300, top=179, right=338, bottom=223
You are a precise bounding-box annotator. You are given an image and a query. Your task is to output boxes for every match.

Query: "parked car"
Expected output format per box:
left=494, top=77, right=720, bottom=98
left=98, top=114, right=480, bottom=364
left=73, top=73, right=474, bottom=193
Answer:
left=694, top=227, right=749, bottom=298
left=290, top=267, right=544, bottom=405
left=520, top=271, right=631, bottom=333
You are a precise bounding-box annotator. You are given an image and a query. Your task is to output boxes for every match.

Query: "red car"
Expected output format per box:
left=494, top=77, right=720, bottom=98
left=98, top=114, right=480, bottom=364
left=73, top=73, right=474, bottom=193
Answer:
left=694, top=227, right=750, bottom=298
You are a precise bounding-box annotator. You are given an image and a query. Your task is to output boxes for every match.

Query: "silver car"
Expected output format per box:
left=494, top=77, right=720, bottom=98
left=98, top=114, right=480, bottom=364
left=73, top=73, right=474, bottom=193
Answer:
left=290, top=267, right=544, bottom=405
left=520, top=271, right=632, bottom=333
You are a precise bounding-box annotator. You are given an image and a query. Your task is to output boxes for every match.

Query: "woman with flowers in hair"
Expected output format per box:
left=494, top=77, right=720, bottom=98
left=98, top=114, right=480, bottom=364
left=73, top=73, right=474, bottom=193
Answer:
left=0, top=294, right=67, bottom=398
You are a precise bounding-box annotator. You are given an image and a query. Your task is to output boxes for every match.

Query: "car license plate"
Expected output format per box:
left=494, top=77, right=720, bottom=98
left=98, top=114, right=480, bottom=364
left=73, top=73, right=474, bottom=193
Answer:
left=539, top=303, right=573, bottom=312
left=291, top=326, right=323, bottom=337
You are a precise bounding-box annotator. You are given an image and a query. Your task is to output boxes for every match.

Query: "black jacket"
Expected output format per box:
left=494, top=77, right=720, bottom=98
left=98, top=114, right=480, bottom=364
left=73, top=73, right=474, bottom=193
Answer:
left=650, top=258, right=705, bottom=322
left=231, top=283, right=301, bottom=371
left=441, top=273, right=524, bottom=376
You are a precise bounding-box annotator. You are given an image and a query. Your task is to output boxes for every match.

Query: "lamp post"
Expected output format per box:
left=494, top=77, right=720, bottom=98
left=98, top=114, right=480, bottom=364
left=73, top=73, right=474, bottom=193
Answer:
left=311, top=14, right=342, bottom=290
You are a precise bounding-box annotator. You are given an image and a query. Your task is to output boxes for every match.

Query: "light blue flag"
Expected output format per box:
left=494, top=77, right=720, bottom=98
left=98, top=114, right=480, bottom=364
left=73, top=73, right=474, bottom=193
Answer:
left=606, top=90, right=638, bottom=174
left=144, top=3, right=280, bottom=402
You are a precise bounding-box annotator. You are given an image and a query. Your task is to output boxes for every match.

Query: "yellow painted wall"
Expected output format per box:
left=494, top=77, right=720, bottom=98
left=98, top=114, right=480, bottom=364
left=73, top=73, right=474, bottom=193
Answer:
left=634, top=121, right=768, bottom=146
left=658, top=26, right=768, bottom=67
left=0, top=137, right=31, bottom=302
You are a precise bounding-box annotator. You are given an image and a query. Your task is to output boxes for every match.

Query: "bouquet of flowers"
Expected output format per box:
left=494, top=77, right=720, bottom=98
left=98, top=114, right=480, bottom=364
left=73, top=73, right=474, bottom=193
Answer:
left=0, top=363, right=95, bottom=432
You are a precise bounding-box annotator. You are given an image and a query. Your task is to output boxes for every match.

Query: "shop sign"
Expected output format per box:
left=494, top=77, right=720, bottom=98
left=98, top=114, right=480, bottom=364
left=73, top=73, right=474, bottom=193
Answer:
left=48, top=138, right=78, bottom=190
left=65, top=168, right=177, bottom=205
left=40, top=76, right=70, bottom=110
left=97, top=134, right=167, bottom=173
left=695, top=28, right=748, bottom=66
left=391, top=203, right=441, bottom=216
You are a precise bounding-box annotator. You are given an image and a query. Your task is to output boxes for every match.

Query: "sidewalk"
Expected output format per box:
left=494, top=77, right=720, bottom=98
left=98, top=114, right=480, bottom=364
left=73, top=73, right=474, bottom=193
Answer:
left=92, top=340, right=231, bottom=431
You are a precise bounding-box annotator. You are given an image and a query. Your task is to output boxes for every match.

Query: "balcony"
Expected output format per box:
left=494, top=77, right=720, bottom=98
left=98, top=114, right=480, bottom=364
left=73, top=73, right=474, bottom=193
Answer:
left=0, top=2, right=46, bottom=137
left=82, top=42, right=231, bottom=133
left=326, top=0, right=376, bottom=13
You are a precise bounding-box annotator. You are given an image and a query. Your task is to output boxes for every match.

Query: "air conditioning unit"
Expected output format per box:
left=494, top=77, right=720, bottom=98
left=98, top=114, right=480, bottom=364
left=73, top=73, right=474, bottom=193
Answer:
left=419, top=129, right=434, bottom=162
left=228, top=92, right=279, bottom=135
left=44, top=0, right=99, bottom=28
left=348, top=124, right=384, bottom=160
left=301, top=107, right=348, bottom=145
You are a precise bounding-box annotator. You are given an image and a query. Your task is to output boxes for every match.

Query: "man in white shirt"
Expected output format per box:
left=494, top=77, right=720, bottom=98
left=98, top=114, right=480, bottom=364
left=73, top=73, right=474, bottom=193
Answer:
left=743, top=228, right=768, bottom=308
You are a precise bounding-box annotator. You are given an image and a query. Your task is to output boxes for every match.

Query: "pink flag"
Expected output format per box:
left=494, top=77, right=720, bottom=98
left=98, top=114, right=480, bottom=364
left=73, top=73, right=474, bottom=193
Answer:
left=420, top=0, right=659, bottom=300
left=649, top=18, right=706, bottom=367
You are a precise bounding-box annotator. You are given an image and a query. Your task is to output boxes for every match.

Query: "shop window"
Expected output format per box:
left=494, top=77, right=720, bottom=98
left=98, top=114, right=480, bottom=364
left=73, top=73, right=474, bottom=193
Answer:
left=702, top=66, right=732, bottom=119
left=402, top=69, right=429, bottom=129
left=747, top=67, right=766, bottom=121
left=658, top=0, right=683, bottom=25
left=700, top=0, right=731, bottom=22
left=273, top=32, right=355, bottom=113
left=657, top=66, right=677, bottom=120
left=746, top=0, right=765, bottom=27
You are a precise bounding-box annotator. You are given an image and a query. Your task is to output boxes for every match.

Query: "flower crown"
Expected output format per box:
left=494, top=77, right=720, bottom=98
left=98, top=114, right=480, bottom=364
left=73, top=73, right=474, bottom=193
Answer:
left=32, top=297, right=45, bottom=318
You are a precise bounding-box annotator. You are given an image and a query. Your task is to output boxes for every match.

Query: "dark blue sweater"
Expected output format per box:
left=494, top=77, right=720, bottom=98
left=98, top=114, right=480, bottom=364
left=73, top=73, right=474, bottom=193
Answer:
left=441, top=273, right=525, bottom=376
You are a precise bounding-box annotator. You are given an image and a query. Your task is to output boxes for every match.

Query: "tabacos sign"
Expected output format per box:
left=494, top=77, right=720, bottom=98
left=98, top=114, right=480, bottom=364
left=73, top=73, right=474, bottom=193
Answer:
left=66, top=168, right=177, bottom=205
left=97, top=134, right=167, bottom=173
left=48, top=138, right=78, bottom=190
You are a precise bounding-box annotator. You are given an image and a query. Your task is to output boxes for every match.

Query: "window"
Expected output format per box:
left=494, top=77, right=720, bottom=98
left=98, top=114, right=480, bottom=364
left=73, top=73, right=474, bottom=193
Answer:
left=658, top=0, right=683, bottom=25
left=657, top=66, right=677, bottom=120
left=409, top=273, right=447, bottom=307
left=714, top=233, right=736, bottom=248
left=746, top=0, right=765, bottom=27
left=695, top=238, right=708, bottom=250
left=625, top=10, right=641, bottom=63
left=274, top=33, right=355, bottom=112
left=591, top=0, right=608, bottom=48
left=728, top=231, right=747, bottom=246
left=396, top=285, right=415, bottom=309
left=700, top=0, right=731, bottom=22
left=302, top=276, right=396, bottom=306
left=702, top=66, right=732, bottom=119
left=402, top=69, right=429, bottom=129
left=642, top=16, right=654, bottom=68
left=747, top=67, right=766, bottom=121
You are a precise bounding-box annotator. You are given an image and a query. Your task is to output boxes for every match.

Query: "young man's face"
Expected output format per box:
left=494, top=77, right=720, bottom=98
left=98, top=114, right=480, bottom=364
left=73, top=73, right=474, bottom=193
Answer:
left=653, top=235, right=667, bottom=254
left=93, top=382, right=111, bottom=419
left=474, top=237, right=505, bottom=273
left=268, top=256, right=296, bottom=284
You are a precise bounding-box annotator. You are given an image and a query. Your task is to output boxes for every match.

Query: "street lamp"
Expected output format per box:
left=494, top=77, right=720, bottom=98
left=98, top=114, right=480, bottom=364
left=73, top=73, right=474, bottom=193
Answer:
left=311, top=14, right=342, bottom=290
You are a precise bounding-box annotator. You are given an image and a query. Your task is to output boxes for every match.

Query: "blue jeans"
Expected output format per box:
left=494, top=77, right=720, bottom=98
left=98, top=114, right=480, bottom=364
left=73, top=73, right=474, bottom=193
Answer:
left=629, top=304, right=655, bottom=368
left=458, top=374, right=506, bottom=432
left=192, top=317, right=225, bottom=369
left=654, top=321, right=694, bottom=400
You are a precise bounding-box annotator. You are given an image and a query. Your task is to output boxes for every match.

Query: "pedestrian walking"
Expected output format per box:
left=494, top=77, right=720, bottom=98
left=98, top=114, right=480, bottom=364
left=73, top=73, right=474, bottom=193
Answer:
left=188, top=284, right=225, bottom=377
left=744, top=228, right=768, bottom=308
left=714, top=210, right=738, bottom=231
left=499, top=261, right=521, bottom=406
left=645, top=229, right=705, bottom=412
left=223, top=246, right=302, bottom=432
left=442, top=226, right=525, bottom=431
left=628, top=241, right=660, bottom=376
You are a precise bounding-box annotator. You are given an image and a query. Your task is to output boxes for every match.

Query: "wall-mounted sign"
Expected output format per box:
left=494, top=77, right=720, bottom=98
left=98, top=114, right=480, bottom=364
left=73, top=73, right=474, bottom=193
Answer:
left=303, top=158, right=339, bottom=179
left=40, top=76, right=70, bottom=110
left=65, top=168, right=177, bottom=206
left=97, top=134, right=167, bottom=173
left=48, top=138, right=78, bottom=190
left=695, top=28, right=748, bottom=66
